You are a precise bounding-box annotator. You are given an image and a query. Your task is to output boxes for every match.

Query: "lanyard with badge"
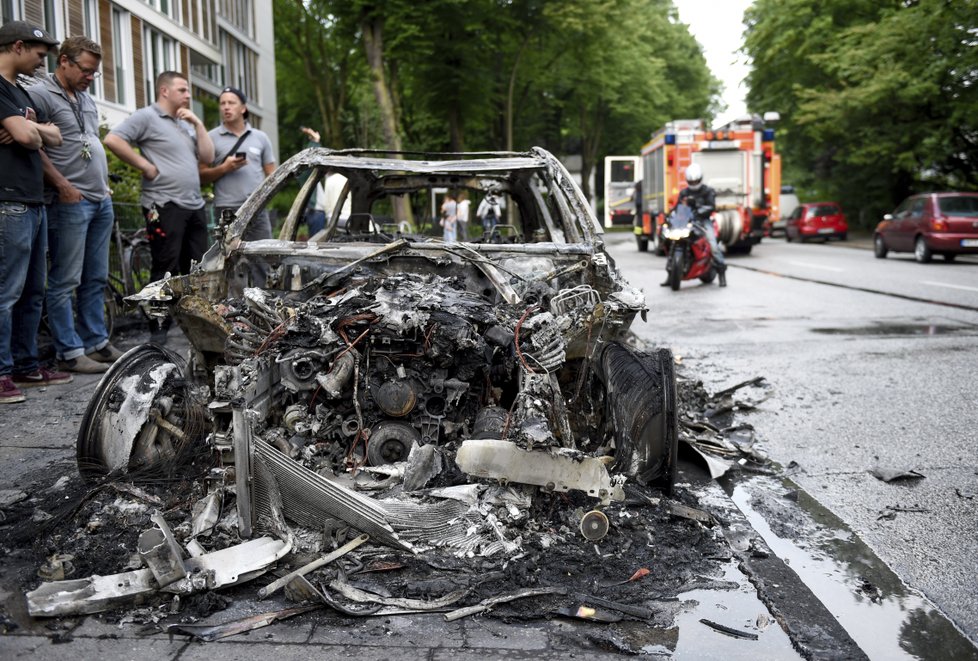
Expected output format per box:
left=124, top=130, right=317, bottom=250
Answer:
left=53, top=75, right=92, bottom=160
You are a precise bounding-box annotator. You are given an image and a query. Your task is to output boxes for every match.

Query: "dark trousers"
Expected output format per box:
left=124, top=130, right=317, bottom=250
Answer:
left=144, top=203, right=209, bottom=282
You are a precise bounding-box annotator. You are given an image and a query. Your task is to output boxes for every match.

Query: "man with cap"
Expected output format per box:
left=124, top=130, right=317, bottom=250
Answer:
left=28, top=35, right=123, bottom=374
left=104, top=71, right=214, bottom=344
left=0, top=21, right=70, bottom=404
left=199, top=86, right=276, bottom=241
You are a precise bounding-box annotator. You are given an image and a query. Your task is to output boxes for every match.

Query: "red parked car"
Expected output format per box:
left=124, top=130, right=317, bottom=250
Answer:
left=785, top=202, right=848, bottom=242
left=874, top=192, right=978, bottom=263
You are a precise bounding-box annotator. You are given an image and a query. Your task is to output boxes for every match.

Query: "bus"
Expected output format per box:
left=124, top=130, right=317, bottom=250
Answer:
left=603, top=155, right=642, bottom=228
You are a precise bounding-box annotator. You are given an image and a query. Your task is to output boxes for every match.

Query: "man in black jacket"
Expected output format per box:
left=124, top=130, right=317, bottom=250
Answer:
left=662, top=163, right=727, bottom=287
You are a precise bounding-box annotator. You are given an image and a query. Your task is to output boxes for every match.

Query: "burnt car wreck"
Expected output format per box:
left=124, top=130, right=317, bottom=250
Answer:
left=28, top=149, right=688, bottom=622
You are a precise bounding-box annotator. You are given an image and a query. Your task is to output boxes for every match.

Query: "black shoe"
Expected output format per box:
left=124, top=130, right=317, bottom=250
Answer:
left=660, top=279, right=671, bottom=287
left=719, top=271, right=727, bottom=287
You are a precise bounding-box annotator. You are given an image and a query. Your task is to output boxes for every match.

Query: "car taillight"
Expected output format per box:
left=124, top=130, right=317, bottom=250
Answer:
left=931, top=218, right=948, bottom=232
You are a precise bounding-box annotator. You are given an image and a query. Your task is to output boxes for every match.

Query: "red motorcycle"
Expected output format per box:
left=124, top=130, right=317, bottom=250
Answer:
left=661, top=203, right=718, bottom=290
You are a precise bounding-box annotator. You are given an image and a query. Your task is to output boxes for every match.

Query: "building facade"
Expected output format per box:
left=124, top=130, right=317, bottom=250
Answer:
left=5, top=0, right=278, bottom=155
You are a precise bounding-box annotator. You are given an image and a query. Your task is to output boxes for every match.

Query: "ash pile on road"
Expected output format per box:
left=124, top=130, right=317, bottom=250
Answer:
left=0, top=367, right=769, bottom=642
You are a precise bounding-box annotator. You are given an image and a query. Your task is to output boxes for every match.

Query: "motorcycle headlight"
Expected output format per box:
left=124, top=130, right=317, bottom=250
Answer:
left=663, top=228, right=691, bottom=240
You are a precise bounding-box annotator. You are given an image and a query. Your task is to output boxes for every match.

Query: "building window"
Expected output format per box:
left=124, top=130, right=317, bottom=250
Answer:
left=191, top=61, right=222, bottom=87
left=223, top=34, right=258, bottom=104
left=220, top=0, right=254, bottom=38
left=143, top=26, right=178, bottom=103
left=111, top=8, right=133, bottom=107
left=144, top=0, right=179, bottom=22
left=82, top=0, right=103, bottom=99
left=42, top=0, right=61, bottom=71
left=1, top=0, right=19, bottom=23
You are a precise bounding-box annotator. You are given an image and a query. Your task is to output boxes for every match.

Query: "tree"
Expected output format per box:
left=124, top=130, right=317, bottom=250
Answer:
left=273, top=0, right=717, bottom=200
left=743, top=0, right=978, bottom=226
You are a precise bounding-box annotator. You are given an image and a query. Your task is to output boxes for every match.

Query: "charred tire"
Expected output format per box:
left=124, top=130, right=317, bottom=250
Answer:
left=668, top=249, right=683, bottom=290
left=636, top=235, right=649, bottom=252
left=914, top=236, right=933, bottom=263
left=77, top=345, right=203, bottom=481
left=597, top=344, right=678, bottom=493
left=874, top=234, right=888, bottom=258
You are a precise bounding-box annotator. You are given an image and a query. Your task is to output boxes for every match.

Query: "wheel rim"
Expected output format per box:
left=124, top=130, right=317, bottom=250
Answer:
left=77, top=345, right=205, bottom=480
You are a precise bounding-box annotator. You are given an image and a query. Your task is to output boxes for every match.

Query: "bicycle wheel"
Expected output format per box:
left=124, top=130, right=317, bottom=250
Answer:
left=126, top=237, right=154, bottom=295
left=103, top=285, right=117, bottom=338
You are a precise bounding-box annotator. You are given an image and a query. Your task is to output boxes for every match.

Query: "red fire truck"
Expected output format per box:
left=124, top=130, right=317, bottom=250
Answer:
left=634, top=114, right=781, bottom=255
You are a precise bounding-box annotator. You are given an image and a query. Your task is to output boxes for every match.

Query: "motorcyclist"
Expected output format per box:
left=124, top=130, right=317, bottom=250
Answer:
left=660, top=163, right=727, bottom=287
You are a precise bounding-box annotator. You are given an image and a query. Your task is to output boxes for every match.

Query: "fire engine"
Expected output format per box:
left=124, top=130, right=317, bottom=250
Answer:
left=634, top=114, right=781, bottom=255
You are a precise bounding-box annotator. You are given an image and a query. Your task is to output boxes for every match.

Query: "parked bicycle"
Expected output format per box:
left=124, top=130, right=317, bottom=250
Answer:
left=105, top=202, right=153, bottom=328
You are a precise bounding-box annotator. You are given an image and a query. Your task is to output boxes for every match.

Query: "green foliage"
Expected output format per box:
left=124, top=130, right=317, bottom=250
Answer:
left=273, top=0, right=718, bottom=194
left=744, top=0, right=978, bottom=227
left=99, top=122, right=142, bottom=210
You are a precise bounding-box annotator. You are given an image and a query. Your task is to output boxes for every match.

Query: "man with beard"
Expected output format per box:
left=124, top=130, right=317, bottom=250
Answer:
left=29, top=36, right=122, bottom=373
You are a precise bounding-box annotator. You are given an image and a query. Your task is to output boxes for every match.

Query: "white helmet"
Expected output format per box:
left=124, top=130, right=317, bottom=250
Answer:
left=685, top=163, right=703, bottom=190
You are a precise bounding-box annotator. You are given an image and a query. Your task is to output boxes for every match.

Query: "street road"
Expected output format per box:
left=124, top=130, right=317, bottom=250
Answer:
left=608, top=232, right=978, bottom=649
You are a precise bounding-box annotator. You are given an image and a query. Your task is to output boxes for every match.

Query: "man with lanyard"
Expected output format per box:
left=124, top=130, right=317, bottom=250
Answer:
left=0, top=21, right=68, bottom=404
left=29, top=36, right=122, bottom=374
left=199, top=86, right=276, bottom=241
left=105, top=71, right=214, bottom=343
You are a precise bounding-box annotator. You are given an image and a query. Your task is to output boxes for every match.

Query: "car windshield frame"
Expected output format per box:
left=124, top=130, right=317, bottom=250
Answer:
left=225, top=148, right=602, bottom=251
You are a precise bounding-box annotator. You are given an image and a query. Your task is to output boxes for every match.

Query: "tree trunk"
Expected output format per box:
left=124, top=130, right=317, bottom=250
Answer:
left=360, top=13, right=411, bottom=223
left=506, top=37, right=529, bottom=152
left=362, top=15, right=402, bottom=152
left=579, top=101, right=604, bottom=203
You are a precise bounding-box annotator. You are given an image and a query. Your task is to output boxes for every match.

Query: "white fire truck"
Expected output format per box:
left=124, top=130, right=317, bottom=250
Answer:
left=634, top=114, right=782, bottom=255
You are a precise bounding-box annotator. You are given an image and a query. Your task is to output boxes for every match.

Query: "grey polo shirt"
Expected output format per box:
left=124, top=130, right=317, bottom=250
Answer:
left=27, top=74, right=110, bottom=204
left=108, top=103, right=204, bottom=209
left=208, top=122, right=275, bottom=207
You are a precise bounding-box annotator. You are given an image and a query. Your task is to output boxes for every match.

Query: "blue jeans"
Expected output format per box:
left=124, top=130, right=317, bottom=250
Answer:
left=0, top=202, right=46, bottom=376
left=306, top=209, right=325, bottom=237
left=46, top=197, right=114, bottom=360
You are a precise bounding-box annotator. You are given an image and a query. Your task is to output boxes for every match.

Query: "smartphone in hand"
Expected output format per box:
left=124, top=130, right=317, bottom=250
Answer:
left=235, top=151, right=246, bottom=160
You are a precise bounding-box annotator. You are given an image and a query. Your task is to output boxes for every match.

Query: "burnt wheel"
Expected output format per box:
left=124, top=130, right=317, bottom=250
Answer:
left=77, top=345, right=205, bottom=480
left=597, top=344, right=678, bottom=493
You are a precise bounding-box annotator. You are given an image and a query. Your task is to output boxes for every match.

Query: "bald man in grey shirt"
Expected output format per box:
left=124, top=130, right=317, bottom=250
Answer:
left=105, top=71, right=214, bottom=343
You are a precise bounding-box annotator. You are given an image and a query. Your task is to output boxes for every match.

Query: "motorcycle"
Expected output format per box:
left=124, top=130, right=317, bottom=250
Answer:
left=661, top=203, right=718, bottom=291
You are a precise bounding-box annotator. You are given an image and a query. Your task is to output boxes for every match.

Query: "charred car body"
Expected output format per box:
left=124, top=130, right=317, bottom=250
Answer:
left=77, top=148, right=677, bottom=550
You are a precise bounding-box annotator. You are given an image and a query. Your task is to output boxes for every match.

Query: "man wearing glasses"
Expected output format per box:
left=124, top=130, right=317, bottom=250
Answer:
left=28, top=36, right=122, bottom=373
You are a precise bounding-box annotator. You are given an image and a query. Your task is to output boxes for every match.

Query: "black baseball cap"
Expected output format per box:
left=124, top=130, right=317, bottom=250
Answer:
left=0, top=21, right=59, bottom=47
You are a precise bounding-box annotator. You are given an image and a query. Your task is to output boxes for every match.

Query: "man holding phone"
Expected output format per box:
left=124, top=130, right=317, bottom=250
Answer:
left=199, top=86, right=275, bottom=241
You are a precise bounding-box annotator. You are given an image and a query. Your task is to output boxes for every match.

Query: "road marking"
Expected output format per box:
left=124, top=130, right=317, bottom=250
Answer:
left=732, top=264, right=978, bottom=313
left=787, top=260, right=845, bottom=273
left=922, top=280, right=978, bottom=293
